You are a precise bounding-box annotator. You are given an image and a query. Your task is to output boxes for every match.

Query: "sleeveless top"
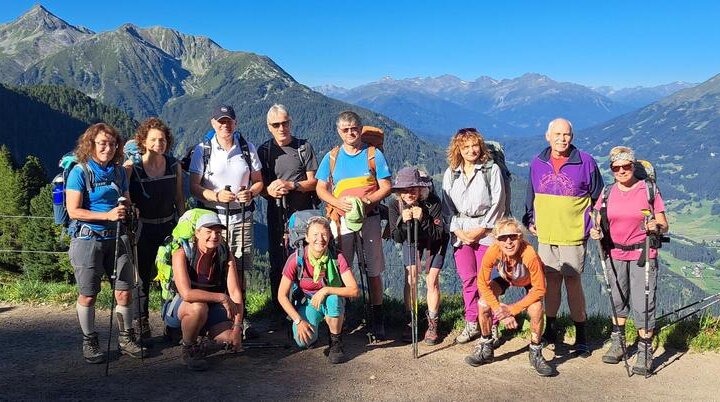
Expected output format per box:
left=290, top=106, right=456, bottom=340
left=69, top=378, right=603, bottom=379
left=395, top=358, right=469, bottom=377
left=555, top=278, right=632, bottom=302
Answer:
left=128, top=154, right=178, bottom=220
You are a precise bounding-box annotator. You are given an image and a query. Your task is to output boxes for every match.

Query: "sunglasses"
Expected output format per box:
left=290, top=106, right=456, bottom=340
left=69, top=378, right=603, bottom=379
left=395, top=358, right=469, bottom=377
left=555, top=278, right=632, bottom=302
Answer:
left=339, top=126, right=360, bottom=134
left=610, top=163, right=633, bottom=173
left=269, top=120, right=290, bottom=129
left=497, top=234, right=520, bottom=242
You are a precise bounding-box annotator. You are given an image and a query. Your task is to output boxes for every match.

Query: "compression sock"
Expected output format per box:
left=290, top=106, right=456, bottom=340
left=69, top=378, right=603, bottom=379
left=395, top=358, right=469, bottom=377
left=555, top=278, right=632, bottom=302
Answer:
left=574, top=321, right=587, bottom=345
left=76, top=302, right=96, bottom=336
left=428, top=310, right=439, bottom=320
left=115, top=304, right=133, bottom=332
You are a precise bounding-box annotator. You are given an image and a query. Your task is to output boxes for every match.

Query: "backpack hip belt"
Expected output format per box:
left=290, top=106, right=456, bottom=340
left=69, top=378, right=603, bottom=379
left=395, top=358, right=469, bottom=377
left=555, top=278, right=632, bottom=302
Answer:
left=612, top=242, right=645, bottom=251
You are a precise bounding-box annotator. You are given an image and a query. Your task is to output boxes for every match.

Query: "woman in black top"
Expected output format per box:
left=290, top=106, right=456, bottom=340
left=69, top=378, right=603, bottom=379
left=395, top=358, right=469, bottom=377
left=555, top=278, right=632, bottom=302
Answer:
left=388, top=167, right=449, bottom=345
left=124, top=117, right=185, bottom=336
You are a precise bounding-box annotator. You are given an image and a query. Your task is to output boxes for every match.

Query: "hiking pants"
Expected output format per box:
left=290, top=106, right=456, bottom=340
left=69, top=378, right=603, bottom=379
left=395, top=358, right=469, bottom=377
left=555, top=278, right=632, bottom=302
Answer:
left=135, top=221, right=174, bottom=318
left=606, top=257, right=659, bottom=330
left=453, top=243, right=489, bottom=322
left=292, top=294, right=345, bottom=348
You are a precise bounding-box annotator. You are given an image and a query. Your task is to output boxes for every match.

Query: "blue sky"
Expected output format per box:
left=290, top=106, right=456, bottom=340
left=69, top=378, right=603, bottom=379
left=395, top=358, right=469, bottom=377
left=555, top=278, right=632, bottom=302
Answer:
left=2, top=1, right=719, bottom=89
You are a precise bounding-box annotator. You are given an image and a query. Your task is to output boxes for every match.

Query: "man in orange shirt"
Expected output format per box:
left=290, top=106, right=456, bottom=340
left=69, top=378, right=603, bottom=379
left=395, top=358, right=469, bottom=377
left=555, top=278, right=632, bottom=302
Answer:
left=465, top=218, right=555, bottom=377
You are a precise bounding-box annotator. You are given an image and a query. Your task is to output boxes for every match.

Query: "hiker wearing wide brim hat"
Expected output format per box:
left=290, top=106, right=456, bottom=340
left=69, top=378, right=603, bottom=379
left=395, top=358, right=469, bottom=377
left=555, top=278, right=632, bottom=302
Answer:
left=167, top=212, right=244, bottom=371
left=467, top=217, right=555, bottom=376
left=389, top=167, right=449, bottom=346
left=590, top=145, right=669, bottom=376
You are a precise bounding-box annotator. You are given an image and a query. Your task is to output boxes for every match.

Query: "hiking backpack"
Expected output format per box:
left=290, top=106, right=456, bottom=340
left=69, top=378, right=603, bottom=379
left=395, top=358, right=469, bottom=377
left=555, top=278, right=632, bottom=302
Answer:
left=154, top=208, right=229, bottom=301
left=261, top=138, right=321, bottom=209
left=451, top=140, right=512, bottom=218
left=180, top=130, right=253, bottom=176
left=51, top=152, right=122, bottom=234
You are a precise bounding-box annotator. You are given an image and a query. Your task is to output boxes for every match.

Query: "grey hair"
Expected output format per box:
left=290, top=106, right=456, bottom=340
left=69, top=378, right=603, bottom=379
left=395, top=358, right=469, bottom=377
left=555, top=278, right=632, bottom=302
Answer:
left=306, top=216, right=331, bottom=233
left=336, top=110, right=362, bottom=128
left=267, top=104, right=291, bottom=122
left=546, top=118, right=573, bottom=136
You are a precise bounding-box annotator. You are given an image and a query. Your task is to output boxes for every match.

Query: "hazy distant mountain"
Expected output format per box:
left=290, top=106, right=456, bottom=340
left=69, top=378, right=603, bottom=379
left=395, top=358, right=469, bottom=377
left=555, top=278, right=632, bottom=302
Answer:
left=593, top=82, right=697, bottom=109
left=0, top=6, right=446, bottom=175
left=322, top=73, right=635, bottom=143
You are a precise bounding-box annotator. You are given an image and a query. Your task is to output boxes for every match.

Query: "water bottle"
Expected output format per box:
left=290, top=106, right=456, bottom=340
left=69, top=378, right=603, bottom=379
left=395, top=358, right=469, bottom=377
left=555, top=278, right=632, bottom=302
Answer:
left=52, top=175, right=64, bottom=205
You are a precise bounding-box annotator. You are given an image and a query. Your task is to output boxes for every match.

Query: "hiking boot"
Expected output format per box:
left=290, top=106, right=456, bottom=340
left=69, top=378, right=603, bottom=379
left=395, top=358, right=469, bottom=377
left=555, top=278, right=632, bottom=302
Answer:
left=465, top=337, right=494, bottom=367
left=529, top=343, right=555, bottom=377
left=118, top=329, right=147, bottom=359
left=602, top=331, right=626, bottom=364
left=455, top=321, right=479, bottom=344
left=82, top=332, right=105, bottom=364
left=424, top=313, right=439, bottom=345
left=402, top=321, right=413, bottom=343
left=134, top=317, right=152, bottom=339
left=182, top=342, right=208, bottom=371
left=328, top=334, right=347, bottom=364
left=491, top=323, right=501, bottom=348
left=571, top=343, right=591, bottom=358
left=243, top=318, right=258, bottom=340
left=632, top=340, right=654, bottom=376
left=164, top=325, right=183, bottom=345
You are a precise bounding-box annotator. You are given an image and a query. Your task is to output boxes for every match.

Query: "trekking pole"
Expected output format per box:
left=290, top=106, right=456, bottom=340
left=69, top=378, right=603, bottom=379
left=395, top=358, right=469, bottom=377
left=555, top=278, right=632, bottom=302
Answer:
left=105, top=196, right=126, bottom=376
left=129, top=205, right=143, bottom=361
left=354, top=232, right=373, bottom=343
left=224, top=185, right=232, bottom=236
left=404, top=203, right=415, bottom=355
left=413, top=217, right=420, bottom=359
left=641, top=208, right=653, bottom=378
left=592, top=211, right=631, bottom=377
left=656, top=293, right=720, bottom=323
left=279, top=195, right=289, bottom=260
left=656, top=295, right=720, bottom=333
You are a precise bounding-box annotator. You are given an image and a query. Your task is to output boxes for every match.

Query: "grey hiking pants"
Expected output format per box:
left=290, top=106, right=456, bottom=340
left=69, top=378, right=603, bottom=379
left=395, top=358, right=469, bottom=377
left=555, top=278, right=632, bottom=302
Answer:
left=606, top=257, right=658, bottom=330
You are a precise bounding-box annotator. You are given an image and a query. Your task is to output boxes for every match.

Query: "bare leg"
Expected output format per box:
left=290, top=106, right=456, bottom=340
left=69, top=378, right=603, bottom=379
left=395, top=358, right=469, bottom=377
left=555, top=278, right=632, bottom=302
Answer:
left=425, top=267, right=441, bottom=314
left=178, top=302, right=209, bottom=344
left=544, top=271, right=563, bottom=317
left=528, top=301, right=544, bottom=344
left=564, top=274, right=587, bottom=322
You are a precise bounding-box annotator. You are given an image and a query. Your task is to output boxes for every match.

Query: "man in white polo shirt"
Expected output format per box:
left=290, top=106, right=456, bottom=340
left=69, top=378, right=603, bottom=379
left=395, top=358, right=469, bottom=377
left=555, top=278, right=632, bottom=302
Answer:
left=189, top=105, right=264, bottom=338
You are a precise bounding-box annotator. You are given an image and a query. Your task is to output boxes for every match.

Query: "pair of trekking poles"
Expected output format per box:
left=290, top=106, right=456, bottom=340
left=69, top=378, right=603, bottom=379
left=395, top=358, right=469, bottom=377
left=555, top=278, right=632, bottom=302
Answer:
left=406, top=216, right=420, bottom=359
left=106, top=197, right=144, bottom=376
left=593, top=209, right=668, bottom=378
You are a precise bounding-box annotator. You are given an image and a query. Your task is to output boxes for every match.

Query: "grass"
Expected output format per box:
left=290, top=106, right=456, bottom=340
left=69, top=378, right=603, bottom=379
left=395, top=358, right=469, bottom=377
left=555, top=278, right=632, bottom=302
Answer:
left=666, top=200, right=720, bottom=243
left=2, top=273, right=719, bottom=352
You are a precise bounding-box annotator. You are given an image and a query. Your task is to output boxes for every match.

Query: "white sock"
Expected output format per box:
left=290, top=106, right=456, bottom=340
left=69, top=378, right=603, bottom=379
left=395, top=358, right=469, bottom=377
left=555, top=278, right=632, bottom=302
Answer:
left=76, top=302, right=95, bottom=336
left=115, top=304, right=133, bottom=332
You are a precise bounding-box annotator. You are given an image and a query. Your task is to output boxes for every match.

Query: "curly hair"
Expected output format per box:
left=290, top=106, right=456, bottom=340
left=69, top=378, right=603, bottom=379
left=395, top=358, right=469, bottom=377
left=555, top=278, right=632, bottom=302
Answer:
left=446, top=128, right=490, bottom=170
left=135, top=117, right=172, bottom=154
left=74, top=123, right=124, bottom=164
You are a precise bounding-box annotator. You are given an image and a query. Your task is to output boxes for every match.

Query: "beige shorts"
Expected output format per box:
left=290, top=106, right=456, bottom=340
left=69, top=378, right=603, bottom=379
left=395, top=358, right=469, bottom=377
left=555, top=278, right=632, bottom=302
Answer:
left=538, top=242, right=587, bottom=277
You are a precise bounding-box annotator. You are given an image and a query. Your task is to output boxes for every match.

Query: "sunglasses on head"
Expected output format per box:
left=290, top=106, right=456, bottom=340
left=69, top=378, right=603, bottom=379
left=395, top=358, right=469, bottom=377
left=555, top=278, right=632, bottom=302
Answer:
left=497, top=234, right=520, bottom=242
left=610, top=163, right=633, bottom=172
left=269, top=120, right=290, bottom=129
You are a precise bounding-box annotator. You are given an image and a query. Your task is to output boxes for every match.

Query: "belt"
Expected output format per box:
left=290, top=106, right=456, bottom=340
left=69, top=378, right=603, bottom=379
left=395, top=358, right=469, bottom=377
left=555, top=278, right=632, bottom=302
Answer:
left=76, top=225, right=116, bottom=239
left=458, top=212, right=485, bottom=219
left=613, top=242, right=644, bottom=251
left=140, top=215, right=175, bottom=224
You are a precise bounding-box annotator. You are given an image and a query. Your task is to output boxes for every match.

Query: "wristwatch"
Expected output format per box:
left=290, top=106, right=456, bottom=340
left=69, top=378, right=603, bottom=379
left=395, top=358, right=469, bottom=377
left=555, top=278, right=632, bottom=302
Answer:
left=293, top=317, right=301, bottom=325
left=292, top=181, right=300, bottom=191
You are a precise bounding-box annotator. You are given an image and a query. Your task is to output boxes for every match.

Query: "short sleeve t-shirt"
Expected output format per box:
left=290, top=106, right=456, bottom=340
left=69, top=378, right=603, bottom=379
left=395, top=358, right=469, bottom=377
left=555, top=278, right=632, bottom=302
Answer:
left=594, top=181, right=666, bottom=260
left=315, top=145, right=391, bottom=199
left=66, top=159, right=128, bottom=232
left=282, top=251, right=351, bottom=295
left=258, top=137, right=319, bottom=211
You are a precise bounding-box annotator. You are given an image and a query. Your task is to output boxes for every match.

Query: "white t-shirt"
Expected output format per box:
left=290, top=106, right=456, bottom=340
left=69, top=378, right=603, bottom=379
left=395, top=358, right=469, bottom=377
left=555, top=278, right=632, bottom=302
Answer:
left=189, top=134, right=262, bottom=223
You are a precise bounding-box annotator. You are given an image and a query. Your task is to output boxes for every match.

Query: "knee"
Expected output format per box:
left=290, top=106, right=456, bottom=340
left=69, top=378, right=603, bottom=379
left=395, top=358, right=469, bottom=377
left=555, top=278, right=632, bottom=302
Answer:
left=181, top=302, right=209, bottom=321
left=325, top=295, right=345, bottom=317
left=77, top=294, right=96, bottom=306
left=115, top=290, right=131, bottom=305
left=528, top=302, right=543, bottom=321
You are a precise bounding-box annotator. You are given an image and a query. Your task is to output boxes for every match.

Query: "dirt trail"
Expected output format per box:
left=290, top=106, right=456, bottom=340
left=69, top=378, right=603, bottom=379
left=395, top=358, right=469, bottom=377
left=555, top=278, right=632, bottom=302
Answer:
left=0, top=303, right=717, bottom=401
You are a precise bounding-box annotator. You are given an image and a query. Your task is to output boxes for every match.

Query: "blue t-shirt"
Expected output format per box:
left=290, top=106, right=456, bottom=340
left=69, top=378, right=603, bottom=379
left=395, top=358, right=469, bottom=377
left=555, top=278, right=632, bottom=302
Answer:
left=316, top=146, right=391, bottom=198
left=66, top=159, right=128, bottom=231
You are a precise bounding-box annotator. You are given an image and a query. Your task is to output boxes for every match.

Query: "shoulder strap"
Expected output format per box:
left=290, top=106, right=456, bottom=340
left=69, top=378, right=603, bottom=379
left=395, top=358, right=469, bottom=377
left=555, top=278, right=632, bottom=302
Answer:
left=79, top=163, right=94, bottom=192
left=328, top=146, right=340, bottom=184
left=367, top=145, right=376, bottom=177
left=645, top=180, right=656, bottom=213
left=480, top=161, right=494, bottom=203
left=236, top=132, right=253, bottom=171
left=297, top=138, right=308, bottom=167
left=201, top=138, right=212, bottom=179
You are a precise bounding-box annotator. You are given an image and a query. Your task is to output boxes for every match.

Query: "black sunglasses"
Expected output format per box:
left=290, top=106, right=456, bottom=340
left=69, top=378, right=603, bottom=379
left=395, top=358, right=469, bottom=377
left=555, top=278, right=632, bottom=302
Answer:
left=497, top=234, right=520, bottom=242
left=269, top=120, right=290, bottom=129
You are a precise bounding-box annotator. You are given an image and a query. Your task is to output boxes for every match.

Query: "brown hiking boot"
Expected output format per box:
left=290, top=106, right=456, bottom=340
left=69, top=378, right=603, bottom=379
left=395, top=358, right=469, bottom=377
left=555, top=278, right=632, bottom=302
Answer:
left=118, top=329, right=147, bottom=359
left=182, top=342, right=209, bottom=371
left=82, top=332, right=105, bottom=364
left=133, top=317, right=152, bottom=339
left=424, top=312, right=439, bottom=345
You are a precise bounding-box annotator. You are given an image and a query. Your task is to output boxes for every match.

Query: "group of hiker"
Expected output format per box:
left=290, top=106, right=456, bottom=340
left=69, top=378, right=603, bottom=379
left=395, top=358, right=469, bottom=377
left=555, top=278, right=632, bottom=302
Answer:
left=62, top=102, right=669, bottom=376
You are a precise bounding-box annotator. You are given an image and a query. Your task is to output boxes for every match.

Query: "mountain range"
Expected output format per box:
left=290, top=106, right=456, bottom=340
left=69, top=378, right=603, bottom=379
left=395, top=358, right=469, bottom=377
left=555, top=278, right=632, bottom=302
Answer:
left=315, top=75, right=696, bottom=143
left=0, top=5, right=446, bottom=176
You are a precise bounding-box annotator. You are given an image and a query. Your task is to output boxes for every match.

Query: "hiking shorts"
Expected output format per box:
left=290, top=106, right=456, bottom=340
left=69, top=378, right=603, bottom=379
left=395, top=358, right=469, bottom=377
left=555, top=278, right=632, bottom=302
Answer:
left=69, top=235, right=134, bottom=296
left=292, top=294, right=345, bottom=348
left=538, top=242, right=587, bottom=276
left=339, top=214, right=385, bottom=278
left=606, top=257, right=659, bottom=330
left=402, top=241, right=446, bottom=271
left=163, top=294, right=230, bottom=332
left=226, top=220, right=254, bottom=274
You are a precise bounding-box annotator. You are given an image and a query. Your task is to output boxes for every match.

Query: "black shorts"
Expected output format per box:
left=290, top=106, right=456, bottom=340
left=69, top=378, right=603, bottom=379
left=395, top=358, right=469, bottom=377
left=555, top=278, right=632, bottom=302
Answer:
left=492, top=277, right=532, bottom=295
